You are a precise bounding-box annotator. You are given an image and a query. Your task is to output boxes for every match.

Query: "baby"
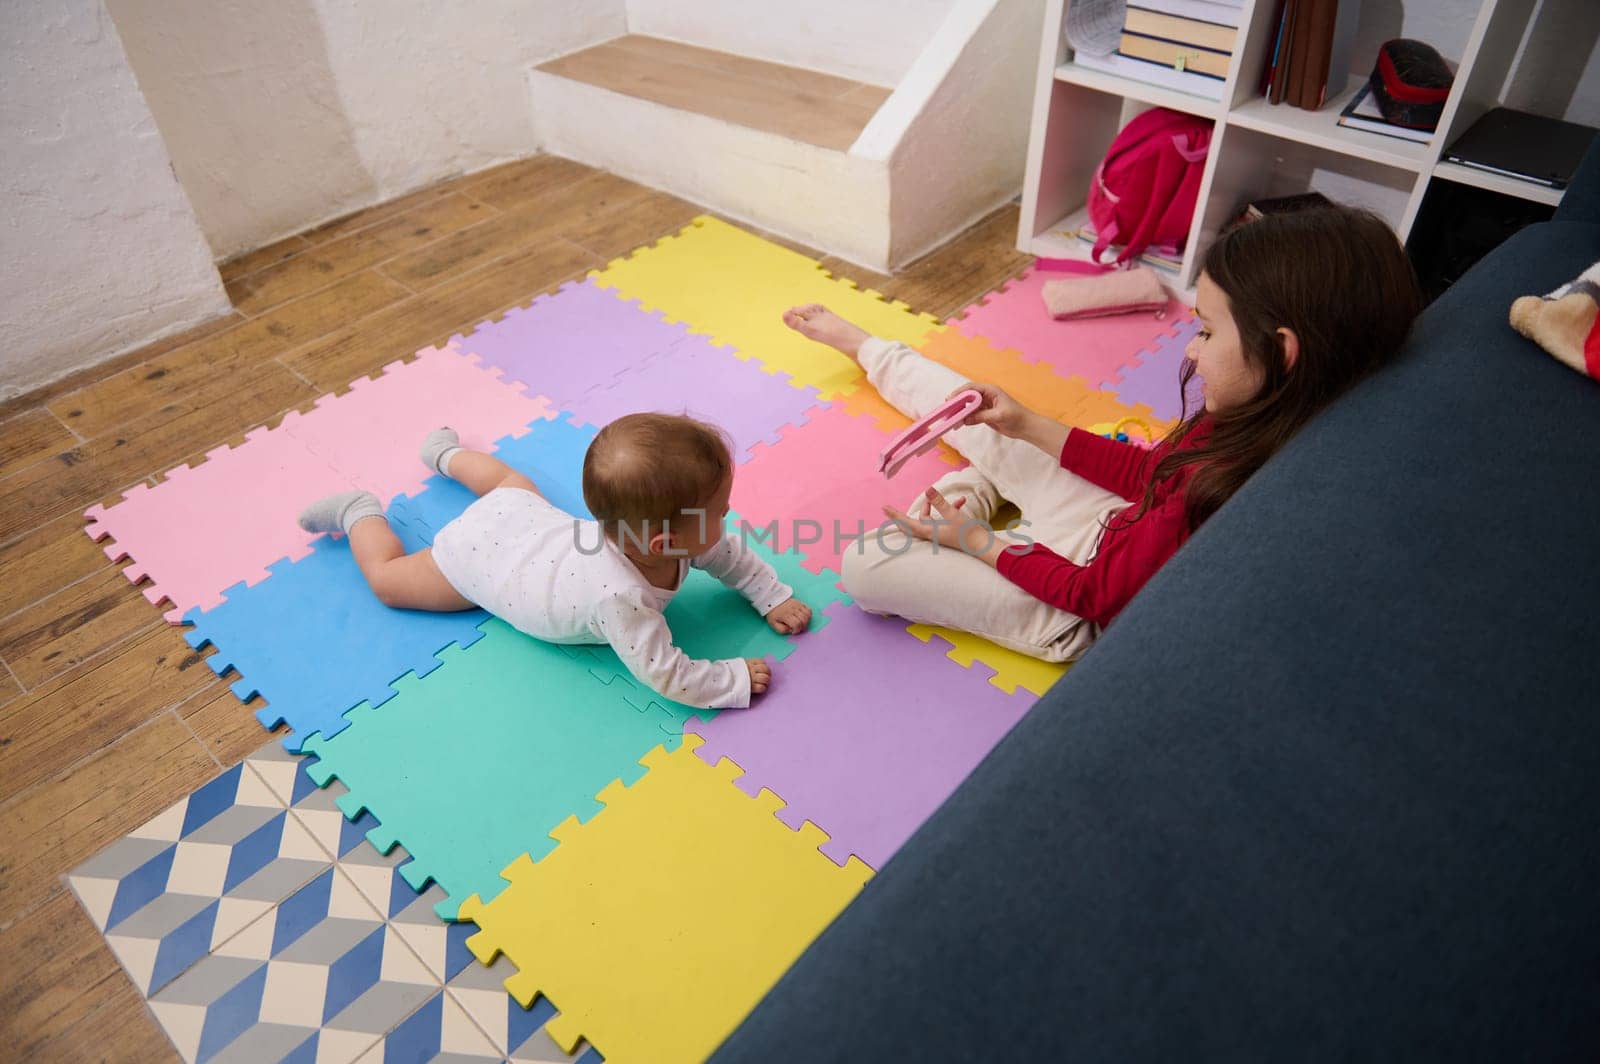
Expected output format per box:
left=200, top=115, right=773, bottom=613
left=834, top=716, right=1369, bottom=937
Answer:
left=297, top=415, right=811, bottom=708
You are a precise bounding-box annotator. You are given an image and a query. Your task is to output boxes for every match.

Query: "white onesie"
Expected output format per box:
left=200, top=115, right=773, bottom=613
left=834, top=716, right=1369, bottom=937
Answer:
left=430, top=487, right=792, bottom=708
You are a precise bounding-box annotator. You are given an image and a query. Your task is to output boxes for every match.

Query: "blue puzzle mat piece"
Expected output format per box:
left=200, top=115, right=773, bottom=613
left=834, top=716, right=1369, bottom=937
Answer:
left=182, top=535, right=490, bottom=752
left=386, top=413, right=597, bottom=546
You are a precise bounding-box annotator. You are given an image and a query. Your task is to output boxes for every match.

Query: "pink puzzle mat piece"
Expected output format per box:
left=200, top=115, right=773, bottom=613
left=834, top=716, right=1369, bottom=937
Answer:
left=568, top=335, right=825, bottom=465
left=730, top=403, right=959, bottom=577
left=950, top=268, right=1188, bottom=389
left=84, top=427, right=357, bottom=622
left=279, top=343, right=554, bottom=504
left=1109, top=317, right=1204, bottom=422
left=685, top=602, right=1035, bottom=869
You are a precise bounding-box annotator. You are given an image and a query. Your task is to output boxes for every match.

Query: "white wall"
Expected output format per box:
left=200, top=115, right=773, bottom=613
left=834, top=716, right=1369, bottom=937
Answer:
left=106, top=0, right=628, bottom=258
left=867, top=0, right=1046, bottom=266
left=0, top=1, right=228, bottom=401
left=624, top=0, right=958, bottom=86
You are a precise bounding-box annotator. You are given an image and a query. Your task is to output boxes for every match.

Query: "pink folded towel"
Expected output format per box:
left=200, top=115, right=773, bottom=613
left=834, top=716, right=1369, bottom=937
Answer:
left=1041, top=266, right=1168, bottom=320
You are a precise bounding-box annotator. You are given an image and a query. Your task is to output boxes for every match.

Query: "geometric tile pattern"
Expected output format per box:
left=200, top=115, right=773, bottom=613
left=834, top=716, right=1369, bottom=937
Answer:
left=67, top=756, right=321, bottom=999
left=75, top=214, right=1196, bottom=1063
left=146, top=866, right=439, bottom=1064
left=72, top=740, right=596, bottom=1064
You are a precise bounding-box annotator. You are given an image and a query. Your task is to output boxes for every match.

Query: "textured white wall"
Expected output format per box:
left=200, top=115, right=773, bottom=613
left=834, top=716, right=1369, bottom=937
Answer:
left=870, top=0, right=1046, bottom=266
left=106, top=0, right=629, bottom=258
left=624, top=0, right=958, bottom=86
left=0, top=2, right=228, bottom=401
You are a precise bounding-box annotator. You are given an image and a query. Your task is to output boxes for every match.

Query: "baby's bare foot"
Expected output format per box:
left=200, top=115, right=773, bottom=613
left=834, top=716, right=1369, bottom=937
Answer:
left=782, top=304, right=870, bottom=360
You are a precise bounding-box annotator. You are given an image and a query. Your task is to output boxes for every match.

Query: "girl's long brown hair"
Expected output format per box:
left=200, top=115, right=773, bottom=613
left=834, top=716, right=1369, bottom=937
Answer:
left=1129, top=205, right=1423, bottom=532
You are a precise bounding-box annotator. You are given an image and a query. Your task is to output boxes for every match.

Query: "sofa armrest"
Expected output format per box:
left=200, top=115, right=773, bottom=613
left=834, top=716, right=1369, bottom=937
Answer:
left=1555, top=132, right=1600, bottom=226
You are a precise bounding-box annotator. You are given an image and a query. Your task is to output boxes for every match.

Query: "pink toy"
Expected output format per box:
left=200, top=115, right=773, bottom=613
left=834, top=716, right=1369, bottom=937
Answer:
left=877, top=389, right=982, bottom=478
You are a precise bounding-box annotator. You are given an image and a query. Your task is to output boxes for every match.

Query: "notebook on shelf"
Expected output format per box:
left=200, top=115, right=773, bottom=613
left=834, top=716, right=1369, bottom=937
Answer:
left=1134, top=0, right=1246, bottom=16
left=1444, top=108, right=1598, bottom=189
left=1125, top=5, right=1241, bottom=49
left=1338, top=84, right=1433, bottom=144
left=1119, top=33, right=1231, bottom=78
left=1073, top=49, right=1226, bottom=100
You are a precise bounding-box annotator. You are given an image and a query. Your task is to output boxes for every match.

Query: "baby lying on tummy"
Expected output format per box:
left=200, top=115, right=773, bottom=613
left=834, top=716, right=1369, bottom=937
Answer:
left=298, top=413, right=812, bottom=708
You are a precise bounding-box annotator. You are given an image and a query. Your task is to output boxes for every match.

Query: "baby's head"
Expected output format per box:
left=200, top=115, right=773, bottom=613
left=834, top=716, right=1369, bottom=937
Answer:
left=582, top=412, right=734, bottom=558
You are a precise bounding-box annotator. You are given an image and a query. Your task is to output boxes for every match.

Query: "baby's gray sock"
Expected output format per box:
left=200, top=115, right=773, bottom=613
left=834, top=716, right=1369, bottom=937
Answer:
left=420, top=427, right=462, bottom=478
left=298, top=490, right=384, bottom=535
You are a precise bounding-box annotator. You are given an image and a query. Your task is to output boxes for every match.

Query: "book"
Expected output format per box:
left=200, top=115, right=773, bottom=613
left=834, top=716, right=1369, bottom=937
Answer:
left=1119, top=32, right=1231, bottom=78
left=1072, top=49, right=1226, bottom=99
left=1299, top=0, right=1339, bottom=109
left=1337, top=84, right=1433, bottom=143
left=1260, top=0, right=1287, bottom=96
left=1287, top=0, right=1316, bottom=107
left=1125, top=7, right=1239, bottom=51
left=1234, top=191, right=1333, bottom=227
left=1073, top=220, right=1184, bottom=272
left=1445, top=108, right=1599, bottom=189
left=1270, top=0, right=1298, bottom=104
left=1128, top=0, right=1246, bottom=25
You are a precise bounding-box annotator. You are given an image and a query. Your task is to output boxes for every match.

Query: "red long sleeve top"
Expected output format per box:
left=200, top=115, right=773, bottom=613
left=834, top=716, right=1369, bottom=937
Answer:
left=994, top=421, right=1213, bottom=626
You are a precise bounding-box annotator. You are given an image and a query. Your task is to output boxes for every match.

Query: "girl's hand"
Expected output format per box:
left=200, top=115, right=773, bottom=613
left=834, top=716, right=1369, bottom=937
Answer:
left=765, top=598, right=812, bottom=635
left=883, top=488, right=997, bottom=557
left=948, top=382, right=1029, bottom=438
left=747, top=658, right=772, bottom=695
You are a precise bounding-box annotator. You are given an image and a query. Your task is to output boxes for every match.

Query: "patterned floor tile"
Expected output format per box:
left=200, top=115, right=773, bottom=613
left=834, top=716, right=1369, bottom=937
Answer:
left=147, top=866, right=440, bottom=1063
left=67, top=755, right=330, bottom=998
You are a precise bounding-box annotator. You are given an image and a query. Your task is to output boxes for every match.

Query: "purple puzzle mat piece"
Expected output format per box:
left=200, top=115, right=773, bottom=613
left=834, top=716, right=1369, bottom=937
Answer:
left=684, top=602, right=1034, bottom=870
left=1109, top=318, right=1204, bottom=422
left=568, top=335, right=825, bottom=464
left=452, top=278, right=692, bottom=407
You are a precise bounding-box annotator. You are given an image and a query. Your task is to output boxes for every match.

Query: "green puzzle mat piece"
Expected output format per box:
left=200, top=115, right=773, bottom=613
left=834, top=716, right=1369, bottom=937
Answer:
left=571, top=511, right=853, bottom=723
left=303, top=619, right=691, bottom=920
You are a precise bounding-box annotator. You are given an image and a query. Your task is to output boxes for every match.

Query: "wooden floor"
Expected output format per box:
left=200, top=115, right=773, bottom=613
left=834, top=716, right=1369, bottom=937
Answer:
left=0, top=156, right=1030, bottom=1061
left=537, top=35, right=893, bottom=151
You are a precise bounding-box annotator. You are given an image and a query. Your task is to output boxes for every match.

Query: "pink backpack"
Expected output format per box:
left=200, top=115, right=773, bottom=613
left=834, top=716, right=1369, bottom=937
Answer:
left=1087, top=107, right=1213, bottom=267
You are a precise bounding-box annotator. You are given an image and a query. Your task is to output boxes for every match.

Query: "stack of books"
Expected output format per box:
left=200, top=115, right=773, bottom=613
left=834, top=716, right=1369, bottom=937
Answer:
left=1072, top=0, right=1244, bottom=102
left=1260, top=0, right=1358, bottom=110
left=1336, top=84, right=1432, bottom=143
left=1055, top=219, right=1184, bottom=273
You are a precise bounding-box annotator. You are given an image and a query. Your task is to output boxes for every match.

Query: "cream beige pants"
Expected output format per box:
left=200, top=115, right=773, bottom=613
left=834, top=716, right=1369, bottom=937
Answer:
left=840, top=338, right=1127, bottom=662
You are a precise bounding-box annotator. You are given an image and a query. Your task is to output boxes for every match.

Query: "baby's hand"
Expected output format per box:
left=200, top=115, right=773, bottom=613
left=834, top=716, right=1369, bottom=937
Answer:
left=765, top=597, right=812, bottom=634
left=746, top=658, right=772, bottom=696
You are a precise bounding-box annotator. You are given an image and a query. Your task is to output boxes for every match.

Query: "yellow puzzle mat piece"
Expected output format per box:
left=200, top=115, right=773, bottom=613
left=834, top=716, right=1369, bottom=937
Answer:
left=459, top=737, right=873, bottom=1064
left=907, top=623, right=1070, bottom=698
left=591, top=215, right=943, bottom=400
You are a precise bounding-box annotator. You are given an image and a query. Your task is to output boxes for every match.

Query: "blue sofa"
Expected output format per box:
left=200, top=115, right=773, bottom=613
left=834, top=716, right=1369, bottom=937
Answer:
left=714, top=142, right=1600, bottom=1060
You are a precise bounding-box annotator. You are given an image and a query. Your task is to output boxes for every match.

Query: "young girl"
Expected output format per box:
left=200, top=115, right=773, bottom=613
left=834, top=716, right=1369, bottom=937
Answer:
left=785, top=205, right=1423, bottom=661
left=297, top=414, right=813, bottom=708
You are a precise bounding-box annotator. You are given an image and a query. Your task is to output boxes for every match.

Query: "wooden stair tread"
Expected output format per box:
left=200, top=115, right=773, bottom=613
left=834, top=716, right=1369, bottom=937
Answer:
left=537, top=35, right=893, bottom=152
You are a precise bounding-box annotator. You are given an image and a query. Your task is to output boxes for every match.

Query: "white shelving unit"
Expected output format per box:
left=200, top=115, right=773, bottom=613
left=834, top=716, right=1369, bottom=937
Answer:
left=1018, top=0, right=1565, bottom=296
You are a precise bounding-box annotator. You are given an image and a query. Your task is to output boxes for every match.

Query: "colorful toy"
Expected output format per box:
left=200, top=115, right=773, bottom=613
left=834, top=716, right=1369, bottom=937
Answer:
left=877, top=389, right=982, bottom=477
left=1091, top=416, right=1158, bottom=445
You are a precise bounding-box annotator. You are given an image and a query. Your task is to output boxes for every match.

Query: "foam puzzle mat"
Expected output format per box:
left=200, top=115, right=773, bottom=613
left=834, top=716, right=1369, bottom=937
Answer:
left=73, top=214, right=1199, bottom=1062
